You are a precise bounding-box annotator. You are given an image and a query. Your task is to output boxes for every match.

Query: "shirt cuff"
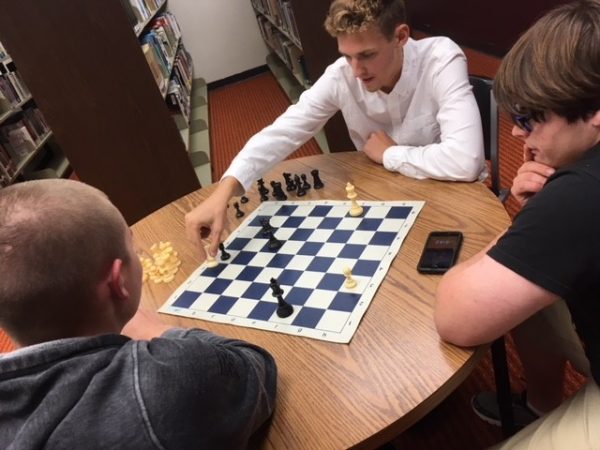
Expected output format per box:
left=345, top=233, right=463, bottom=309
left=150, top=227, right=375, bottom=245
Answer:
left=382, top=145, right=419, bottom=178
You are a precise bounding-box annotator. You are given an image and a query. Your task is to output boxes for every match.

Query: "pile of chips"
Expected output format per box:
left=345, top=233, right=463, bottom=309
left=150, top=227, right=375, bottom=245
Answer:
left=140, top=241, right=181, bottom=284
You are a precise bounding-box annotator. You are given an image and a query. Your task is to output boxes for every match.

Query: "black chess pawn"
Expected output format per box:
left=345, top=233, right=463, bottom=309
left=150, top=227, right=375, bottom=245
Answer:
left=296, top=182, right=306, bottom=197
left=311, top=169, right=324, bottom=189
left=270, top=181, right=287, bottom=200
left=240, top=195, right=249, bottom=204
left=257, top=179, right=269, bottom=198
left=270, top=278, right=293, bottom=318
left=300, top=173, right=311, bottom=190
left=260, top=217, right=274, bottom=236
left=283, top=172, right=296, bottom=191
left=219, top=243, right=231, bottom=261
left=267, top=230, right=283, bottom=250
left=233, top=202, right=244, bottom=218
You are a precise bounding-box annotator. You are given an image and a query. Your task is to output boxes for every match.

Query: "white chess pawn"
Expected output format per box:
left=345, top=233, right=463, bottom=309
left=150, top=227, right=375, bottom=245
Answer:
left=345, top=182, right=363, bottom=217
left=343, top=267, right=357, bottom=289
left=204, top=244, right=219, bottom=268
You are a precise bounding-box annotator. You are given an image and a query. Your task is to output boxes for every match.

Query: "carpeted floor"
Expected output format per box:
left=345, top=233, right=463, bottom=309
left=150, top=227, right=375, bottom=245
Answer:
left=208, top=71, right=322, bottom=181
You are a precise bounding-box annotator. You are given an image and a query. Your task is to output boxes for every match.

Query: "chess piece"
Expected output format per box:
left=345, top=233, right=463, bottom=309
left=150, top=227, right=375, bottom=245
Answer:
left=283, top=172, right=295, bottom=191
left=311, top=169, right=324, bottom=189
left=301, top=173, right=311, bottom=190
left=240, top=195, right=249, bottom=204
left=294, top=174, right=306, bottom=197
left=219, top=243, right=231, bottom=261
left=270, top=278, right=293, bottom=318
left=343, top=267, right=357, bottom=289
left=270, top=181, right=288, bottom=200
left=267, top=230, right=283, bottom=250
left=233, top=202, right=245, bottom=218
left=204, top=245, right=219, bottom=268
left=257, top=179, right=269, bottom=201
left=260, top=217, right=274, bottom=236
left=345, top=182, right=364, bottom=217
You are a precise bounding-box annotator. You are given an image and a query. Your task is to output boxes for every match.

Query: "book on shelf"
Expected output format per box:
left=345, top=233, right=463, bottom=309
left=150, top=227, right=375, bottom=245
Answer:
left=142, top=43, right=167, bottom=90
left=0, top=121, right=36, bottom=162
left=0, top=91, right=11, bottom=116
left=0, top=75, right=21, bottom=106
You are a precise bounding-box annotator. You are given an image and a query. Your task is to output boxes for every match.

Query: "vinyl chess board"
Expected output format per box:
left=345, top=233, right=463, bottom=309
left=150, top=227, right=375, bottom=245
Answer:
left=159, top=200, right=424, bottom=343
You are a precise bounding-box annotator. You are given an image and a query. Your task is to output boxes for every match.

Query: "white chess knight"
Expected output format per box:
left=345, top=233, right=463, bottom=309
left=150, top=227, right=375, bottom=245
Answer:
left=345, top=182, right=363, bottom=217
left=343, top=267, right=357, bottom=289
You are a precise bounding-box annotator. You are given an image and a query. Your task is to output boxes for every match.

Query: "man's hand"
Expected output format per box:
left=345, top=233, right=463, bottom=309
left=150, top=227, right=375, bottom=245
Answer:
left=511, top=145, right=555, bottom=206
left=185, top=177, right=241, bottom=258
left=363, top=130, right=396, bottom=164
left=121, top=307, right=172, bottom=340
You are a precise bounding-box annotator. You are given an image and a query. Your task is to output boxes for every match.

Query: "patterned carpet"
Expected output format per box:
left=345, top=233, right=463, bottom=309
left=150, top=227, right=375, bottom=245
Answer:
left=208, top=71, right=322, bottom=181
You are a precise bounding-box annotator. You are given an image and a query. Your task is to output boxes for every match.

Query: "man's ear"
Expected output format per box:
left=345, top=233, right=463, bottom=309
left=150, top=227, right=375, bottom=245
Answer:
left=590, top=110, right=600, bottom=128
left=108, top=258, right=130, bottom=301
left=394, top=23, right=410, bottom=46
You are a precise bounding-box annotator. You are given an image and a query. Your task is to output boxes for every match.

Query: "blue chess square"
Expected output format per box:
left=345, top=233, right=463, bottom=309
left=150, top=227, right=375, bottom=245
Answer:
left=319, top=217, right=342, bottom=229
left=172, top=291, right=201, bottom=308
left=203, top=264, right=227, bottom=277
left=248, top=301, right=278, bottom=320
left=298, top=242, right=323, bottom=256
left=316, top=273, right=345, bottom=291
left=281, top=216, right=305, bottom=228
left=278, top=269, right=303, bottom=285
left=208, top=296, right=238, bottom=314
left=249, top=215, right=271, bottom=227
left=328, top=230, right=353, bottom=243
left=306, top=256, right=334, bottom=272
left=353, top=260, right=380, bottom=277
left=286, top=287, right=313, bottom=305
left=289, top=228, right=314, bottom=241
left=267, top=254, right=294, bottom=268
left=275, top=205, right=298, bottom=215
left=369, top=232, right=396, bottom=246
left=205, top=279, right=232, bottom=294
left=242, top=282, right=271, bottom=300
left=329, top=292, right=361, bottom=312
left=237, top=266, right=263, bottom=281
left=338, top=244, right=366, bottom=259
left=387, top=206, right=412, bottom=219
left=308, top=205, right=333, bottom=216
left=292, top=307, right=326, bottom=328
left=357, top=218, right=383, bottom=231
left=228, top=237, right=252, bottom=250
left=231, top=251, right=256, bottom=265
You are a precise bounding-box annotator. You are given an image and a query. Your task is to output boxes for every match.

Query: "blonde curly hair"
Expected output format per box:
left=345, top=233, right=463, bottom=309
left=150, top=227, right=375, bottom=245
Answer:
left=324, top=0, right=407, bottom=39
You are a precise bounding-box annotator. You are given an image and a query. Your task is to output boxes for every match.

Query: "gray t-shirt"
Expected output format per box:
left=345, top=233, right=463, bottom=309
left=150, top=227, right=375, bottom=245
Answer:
left=0, top=328, right=277, bottom=449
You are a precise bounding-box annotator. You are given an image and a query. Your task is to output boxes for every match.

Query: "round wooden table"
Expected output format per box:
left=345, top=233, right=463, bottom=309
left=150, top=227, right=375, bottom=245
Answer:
left=131, top=151, right=511, bottom=449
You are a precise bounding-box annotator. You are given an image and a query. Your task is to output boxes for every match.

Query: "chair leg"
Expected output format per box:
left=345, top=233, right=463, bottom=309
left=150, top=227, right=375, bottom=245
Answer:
left=491, top=336, right=516, bottom=437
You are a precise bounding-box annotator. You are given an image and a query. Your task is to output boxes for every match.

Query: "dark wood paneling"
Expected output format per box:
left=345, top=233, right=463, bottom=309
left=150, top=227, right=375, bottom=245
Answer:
left=0, top=0, right=200, bottom=224
left=407, top=0, right=570, bottom=56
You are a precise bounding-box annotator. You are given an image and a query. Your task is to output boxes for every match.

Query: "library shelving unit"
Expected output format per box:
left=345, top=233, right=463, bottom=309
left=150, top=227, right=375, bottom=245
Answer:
left=0, top=0, right=201, bottom=224
left=249, top=0, right=354, bottom=152
left=0, top=42, right=70, bottom=187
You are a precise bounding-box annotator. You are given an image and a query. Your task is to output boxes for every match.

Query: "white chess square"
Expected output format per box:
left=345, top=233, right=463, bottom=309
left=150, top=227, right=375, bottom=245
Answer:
left=187, top=275, right=217, bottom=292
left=298, top=216, right=323, bottom=228
left=315, top=242, right=345, bottom=257
left=228, top=298, right=260, bottom=317
left=278, top=240, right=304, bottom=255
left=222, top=280, right=253, bottom=297
left=218, top=264, right=246, bottom=280
left=291, top=205, right=314, bottom=217
left=272, top=227, right=296, bottom=241
left=360, top=245, right=389, bottom=260
left=188, top=293, right=220, bottom=311
left=326, top=206, right=349, bottom=218
left=329, top=257, right=359, bottom=273
left=347, top=230, right=376, bottom=245
left=304, top=290, right=336, bottom=309
left=376, top=218, right=405, bottom=232
left=248, top=251, right=275, bottom=267
left=364, top=206, right=391, bottom=219
left=285, top=254, right=314, bottom=271
left=254, top=267, right=284, bottom=284
left=295, top=271, right=327, bottom=289
left=316, top=309, right=352, bottom=333
left=336, top=217, right=362, bottom=230
left=309, top=228, right=335, bottom=243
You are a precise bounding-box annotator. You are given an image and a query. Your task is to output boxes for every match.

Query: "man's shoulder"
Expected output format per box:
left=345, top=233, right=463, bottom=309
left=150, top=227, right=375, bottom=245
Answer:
left=410, top=36, right=464, bottom=59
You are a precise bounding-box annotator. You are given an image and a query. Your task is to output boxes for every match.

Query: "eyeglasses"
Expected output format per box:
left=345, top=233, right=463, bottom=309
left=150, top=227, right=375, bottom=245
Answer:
left=511, top=113, right=533, bottom=133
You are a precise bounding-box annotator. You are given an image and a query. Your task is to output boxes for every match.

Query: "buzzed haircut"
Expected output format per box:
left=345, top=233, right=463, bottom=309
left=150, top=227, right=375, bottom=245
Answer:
left=494, top=0, right=600, bottom=123
left=324, top=0, right=407, bottom=40
left=0, top=179, right=129, bottom=342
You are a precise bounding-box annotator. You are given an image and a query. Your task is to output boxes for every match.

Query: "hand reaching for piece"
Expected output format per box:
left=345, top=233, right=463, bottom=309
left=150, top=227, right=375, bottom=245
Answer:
left=363, top=130, right=396, bottom=164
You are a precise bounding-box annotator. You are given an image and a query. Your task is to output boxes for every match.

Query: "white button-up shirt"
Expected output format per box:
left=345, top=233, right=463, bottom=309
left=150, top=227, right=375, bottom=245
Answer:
left=224, top=36, right=485, bottom=191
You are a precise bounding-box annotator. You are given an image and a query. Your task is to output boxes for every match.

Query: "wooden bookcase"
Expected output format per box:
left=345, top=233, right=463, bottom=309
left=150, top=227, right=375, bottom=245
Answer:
left=0, top=0, right=200, bottom=224
left=250, top=0, right=354, bottom=152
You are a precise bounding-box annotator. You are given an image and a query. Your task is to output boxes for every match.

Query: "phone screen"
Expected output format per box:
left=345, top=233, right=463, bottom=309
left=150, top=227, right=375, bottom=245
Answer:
left=417, top=231, right=463, bottom=274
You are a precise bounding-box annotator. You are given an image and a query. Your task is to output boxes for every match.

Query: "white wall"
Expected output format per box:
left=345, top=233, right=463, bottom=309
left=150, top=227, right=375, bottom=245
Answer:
left=167, top=0, right=270, bottom=83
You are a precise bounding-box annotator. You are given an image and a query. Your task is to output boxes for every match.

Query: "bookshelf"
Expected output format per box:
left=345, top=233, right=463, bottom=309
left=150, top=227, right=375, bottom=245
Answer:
left=0, top=0, right=201, bottom=224
left=0, top=44, right=67, bottom=188
left=249, top=0, right=354, bottom=152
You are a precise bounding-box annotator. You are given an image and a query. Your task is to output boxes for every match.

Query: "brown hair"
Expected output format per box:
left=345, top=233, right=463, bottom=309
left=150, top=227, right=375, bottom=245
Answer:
left=0, top=179, right=130, bottom=343
left=324, top=0, right=407, bottom=39
left=494, top=0, right=600, bottom=123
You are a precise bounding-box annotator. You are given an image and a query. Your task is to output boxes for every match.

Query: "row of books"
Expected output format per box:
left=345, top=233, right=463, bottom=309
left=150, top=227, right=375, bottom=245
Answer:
left=251, top=0, right=300, bottom=46
left=141, top=12, right=182, bottom=96
left=0, top=70, right=31, bottom=113
left=0, top=107, right=51, bottom=185
left=256, top=16, right=308, bottom=85
left=166, top=45, right=193, bottom=123
left=120, top=0, right=165, bottom=34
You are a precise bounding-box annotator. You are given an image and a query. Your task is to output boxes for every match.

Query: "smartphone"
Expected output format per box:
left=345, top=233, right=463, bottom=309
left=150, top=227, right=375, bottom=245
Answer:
left=417, top=231, right=463, bottom=274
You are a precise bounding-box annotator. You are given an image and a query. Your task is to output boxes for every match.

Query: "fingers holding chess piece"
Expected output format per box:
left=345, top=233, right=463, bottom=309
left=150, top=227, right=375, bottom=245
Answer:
left=345, top=182, right=364, bottom=217
left=204, top=244, right=219, bottom=268
left=343, top=267, right=357, bottom=289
